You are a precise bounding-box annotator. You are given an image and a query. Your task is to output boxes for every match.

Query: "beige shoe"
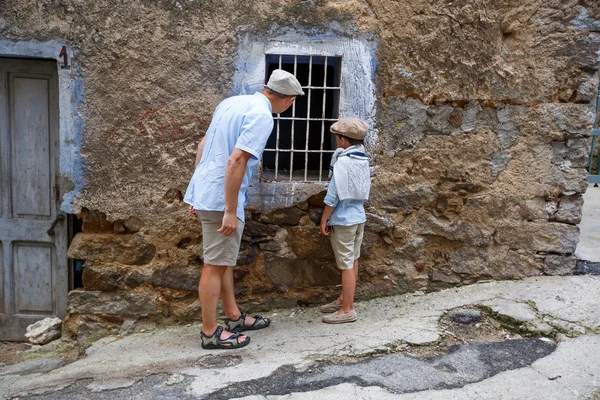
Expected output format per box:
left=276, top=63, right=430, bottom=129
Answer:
left=322, top=310, right=357, bottom=324
left=319, top=300, right=342, bottom=313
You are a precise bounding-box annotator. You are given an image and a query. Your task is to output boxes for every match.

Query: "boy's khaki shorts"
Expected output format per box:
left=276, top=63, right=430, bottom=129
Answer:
left=198, top=211, right=245, bottom=267
left=330, top=223, right=365, bottom=270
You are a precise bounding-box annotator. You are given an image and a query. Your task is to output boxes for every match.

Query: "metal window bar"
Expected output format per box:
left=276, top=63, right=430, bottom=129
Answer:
left=588, top=84, right=600, bottom=184
left=304, top=55, right=313, bottom=181
left=264, top=54, right=341, bottom=182
left=289, top=56, right=297, bottom=181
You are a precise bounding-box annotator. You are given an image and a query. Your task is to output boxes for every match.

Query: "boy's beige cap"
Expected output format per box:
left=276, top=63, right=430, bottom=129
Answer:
left=330, top=118, right=368, bottom=140
left=266, top=69, right=305, bottom=96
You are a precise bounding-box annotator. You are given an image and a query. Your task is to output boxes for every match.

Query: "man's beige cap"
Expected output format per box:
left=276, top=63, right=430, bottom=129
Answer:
left=330, top=118, right=368, bottom=140
left=266, top=69, right=305, bottom=96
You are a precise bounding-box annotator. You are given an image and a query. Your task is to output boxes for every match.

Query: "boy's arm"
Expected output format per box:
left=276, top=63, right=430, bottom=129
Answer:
left=321, top=175, right=338, bottom=236
left=320, top=205, right=334, bottom=236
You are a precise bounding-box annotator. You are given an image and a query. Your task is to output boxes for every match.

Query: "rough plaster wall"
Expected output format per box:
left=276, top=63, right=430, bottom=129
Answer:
left=1, top=0, right=599, bottom=338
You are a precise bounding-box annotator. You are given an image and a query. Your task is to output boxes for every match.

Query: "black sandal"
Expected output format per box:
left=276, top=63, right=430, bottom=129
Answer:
left=201, top=326, right=250, bottom=350
left=224, top=312, right=271, bottom=332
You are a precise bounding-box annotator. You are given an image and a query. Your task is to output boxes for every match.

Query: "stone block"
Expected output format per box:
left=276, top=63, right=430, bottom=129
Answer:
left=413, top=213, right=494, bottom=246
left=519, top=197, right=548, bottom=221
left=243, top=220, right=277, bottom=237
left=82, top=264, right=123, bottom=291
left=124, top=217, right=145, bottom=233
left=67, top=233, right=156, bottom=265
left=67, top=290, right=158, bottom=316
left=264, top=253, right=339, bottom=287
left=375, top=184, right=437, bottom=211
left=288, top=226, right=334, bottom=259
left=151, top=266, right=200, bottom=291
left=450, top=246, right=541, bottom=279
left=543, top=255, right=577, bottom=276
left=551, top=195, right=583, bottom=225
left=436, top=192, right=464, bottom=214
left=495, top=222, right=579, bottom=253
left=79, top=208, right=113, bottom=233
left=259, top=207, right=305, bottom=226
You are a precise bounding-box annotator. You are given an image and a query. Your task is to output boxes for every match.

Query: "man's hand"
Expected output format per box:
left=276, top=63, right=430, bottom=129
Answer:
left=189, top=205, right=197, bottom=217
left=217, top=211, right=238, bottom=236
left=320, top=219, right=330, bottom=236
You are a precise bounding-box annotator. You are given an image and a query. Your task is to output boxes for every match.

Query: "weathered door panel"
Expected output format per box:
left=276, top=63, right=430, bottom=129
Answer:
left=0, top=58, right=67, bottom=341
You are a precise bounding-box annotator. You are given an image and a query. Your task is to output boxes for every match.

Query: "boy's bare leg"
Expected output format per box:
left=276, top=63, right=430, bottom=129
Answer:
left=199, top=264, right=247, bottom=341
left=339, top=267, right=356, bottom=314
left=337, top=259, right=359, bottom=304
left=220, top=266, right=256, bottom=325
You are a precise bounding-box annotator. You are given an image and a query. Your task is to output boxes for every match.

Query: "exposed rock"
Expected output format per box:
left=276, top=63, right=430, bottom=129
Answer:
left=0, top=358, right=65, bottom=376
left=25, top=317, right=62, bottom=345
left=543, top=255, right=577, bottom=276
left=430, top=267, right=461, bottom=284
left=449, top=309, right=482, bottom=324
left=67, top=233, right=156, bottom=265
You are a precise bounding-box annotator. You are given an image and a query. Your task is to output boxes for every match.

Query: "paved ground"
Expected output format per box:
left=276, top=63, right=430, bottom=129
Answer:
left=576, top=184, right=600, bottom=262
left=2, top=276, right=600, bottom=399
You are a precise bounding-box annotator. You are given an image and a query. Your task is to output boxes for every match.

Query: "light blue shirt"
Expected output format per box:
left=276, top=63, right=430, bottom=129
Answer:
left=184, top=92, right=274, bottom=222
left=324, top=174, right=367, bottom=226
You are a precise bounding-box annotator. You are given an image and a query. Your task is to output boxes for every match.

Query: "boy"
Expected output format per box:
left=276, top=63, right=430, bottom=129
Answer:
left=319, top=118, right=371, bottom=324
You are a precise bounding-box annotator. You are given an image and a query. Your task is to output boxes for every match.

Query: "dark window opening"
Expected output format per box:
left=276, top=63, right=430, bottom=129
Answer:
left=262, top=54, right=342, bottom=182
left=68, top=214, right=84, bottom=290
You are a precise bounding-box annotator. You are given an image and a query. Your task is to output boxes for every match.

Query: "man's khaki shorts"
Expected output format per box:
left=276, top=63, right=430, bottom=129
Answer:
left=329, top=223, right=365, bottom=270
left=198, top=211, right=245, bottom=267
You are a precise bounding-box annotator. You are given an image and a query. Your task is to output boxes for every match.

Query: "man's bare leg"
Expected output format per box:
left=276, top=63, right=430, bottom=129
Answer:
left=220, top=266, right=256, bottom=325
left=199, top=263, right=247, bottom=341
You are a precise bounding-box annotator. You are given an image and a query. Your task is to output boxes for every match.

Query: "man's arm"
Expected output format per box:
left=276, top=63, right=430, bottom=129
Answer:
left=218, top=148, right=253, bottom=236
left=195, top=136, right=206, bottom=168
left=189, top=136, right=207, bottom=217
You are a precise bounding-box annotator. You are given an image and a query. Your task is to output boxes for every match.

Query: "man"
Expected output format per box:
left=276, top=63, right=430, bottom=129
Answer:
left=184, top=69, right=304, bottom=349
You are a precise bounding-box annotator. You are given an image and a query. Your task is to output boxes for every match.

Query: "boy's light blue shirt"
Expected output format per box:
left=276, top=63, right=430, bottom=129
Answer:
left=184, top=92, right=273, bottom=222
left=324, top=174, right=367, bottom=226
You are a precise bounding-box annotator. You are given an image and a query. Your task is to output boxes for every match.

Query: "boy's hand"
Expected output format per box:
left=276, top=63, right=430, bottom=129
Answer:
left=189, top=205, right=197, bottom=217
left=320, top=220, right=330, bottom=236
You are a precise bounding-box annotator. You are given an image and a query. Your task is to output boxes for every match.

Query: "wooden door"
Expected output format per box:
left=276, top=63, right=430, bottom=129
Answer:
left=0, top=58, right=67, bottom=341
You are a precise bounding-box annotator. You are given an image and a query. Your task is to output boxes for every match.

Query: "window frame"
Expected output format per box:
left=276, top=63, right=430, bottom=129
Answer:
left=263, top=54, right=342, bottom=183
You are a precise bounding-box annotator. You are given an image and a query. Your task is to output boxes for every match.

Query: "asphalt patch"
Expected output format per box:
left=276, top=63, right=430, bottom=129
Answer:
left=209, top=339, right=556, bottom=399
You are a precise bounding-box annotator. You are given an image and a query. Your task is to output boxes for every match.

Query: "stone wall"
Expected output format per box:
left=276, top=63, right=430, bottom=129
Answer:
left=2, top=0, right=599, bottom=340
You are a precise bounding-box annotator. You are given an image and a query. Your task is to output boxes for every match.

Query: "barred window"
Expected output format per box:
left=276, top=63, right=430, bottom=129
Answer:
left=262, top=54, right=342, bottom=182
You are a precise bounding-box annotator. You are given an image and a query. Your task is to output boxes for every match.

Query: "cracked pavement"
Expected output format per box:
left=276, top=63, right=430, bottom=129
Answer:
left=2, top=276, right=600, bottom=399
